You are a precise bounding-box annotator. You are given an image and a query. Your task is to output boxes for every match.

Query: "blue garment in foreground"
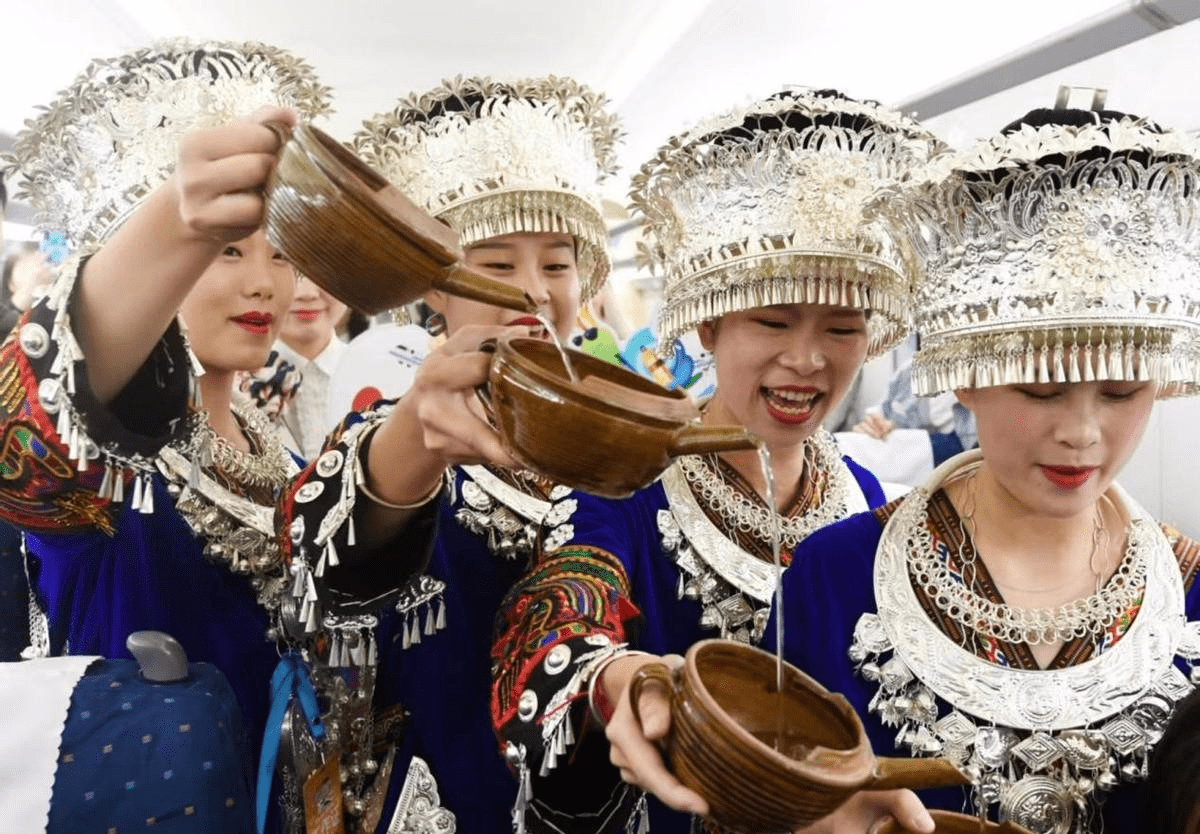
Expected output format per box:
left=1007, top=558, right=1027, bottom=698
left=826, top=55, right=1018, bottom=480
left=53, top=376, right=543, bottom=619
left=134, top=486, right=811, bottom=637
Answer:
left=374, top=466, right=533, bottom=834
left=49, top=657, right=254, bottom=833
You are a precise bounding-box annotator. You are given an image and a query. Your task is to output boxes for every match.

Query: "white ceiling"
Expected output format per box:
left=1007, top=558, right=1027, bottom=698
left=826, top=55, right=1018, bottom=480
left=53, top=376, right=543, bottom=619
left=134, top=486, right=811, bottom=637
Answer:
left=3, top=0, right=1200, bottom=219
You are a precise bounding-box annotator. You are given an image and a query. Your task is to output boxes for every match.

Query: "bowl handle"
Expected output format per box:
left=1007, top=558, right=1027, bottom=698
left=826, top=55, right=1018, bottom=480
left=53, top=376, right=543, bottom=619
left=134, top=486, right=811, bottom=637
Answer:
left=473, top=339, right=500, bottom=430
left=868, top=755, right=971, bottom=792
left=667, top=424, right=761, bottom=457
left=434, top=265, right=539, bottom=314
left=628, top=662, right=679, bottom=735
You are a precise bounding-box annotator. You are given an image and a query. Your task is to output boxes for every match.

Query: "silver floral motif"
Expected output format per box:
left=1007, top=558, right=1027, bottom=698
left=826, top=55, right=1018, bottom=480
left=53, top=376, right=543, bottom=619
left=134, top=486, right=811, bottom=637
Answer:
left=385, top=756, right=456, bottom=834
left=543, top=524, right=576, bottom=554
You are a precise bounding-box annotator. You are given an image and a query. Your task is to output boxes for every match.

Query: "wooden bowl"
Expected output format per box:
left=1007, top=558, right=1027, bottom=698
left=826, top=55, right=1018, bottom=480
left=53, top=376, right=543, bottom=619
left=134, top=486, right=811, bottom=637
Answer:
left=264, top=123, right=535, bottom=315
left=630, top=640, right=969, bottom=834
left=480, top=336, right=759, bottom=498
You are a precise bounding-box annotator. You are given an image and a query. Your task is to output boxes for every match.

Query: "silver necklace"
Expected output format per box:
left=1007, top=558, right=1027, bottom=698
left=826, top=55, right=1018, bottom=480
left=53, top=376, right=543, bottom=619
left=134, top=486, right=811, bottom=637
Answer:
left=180, top=398, right=293, bottom=492
left=676, top=429, right=856, bottom=550
left=855, top=450, right=1199, bottom=834
left=908, top=470, right=1145, bottom=646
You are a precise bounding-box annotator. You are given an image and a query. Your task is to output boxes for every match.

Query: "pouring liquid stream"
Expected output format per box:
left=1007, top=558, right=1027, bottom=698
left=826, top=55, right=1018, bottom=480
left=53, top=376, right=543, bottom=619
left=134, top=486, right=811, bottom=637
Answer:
left=756, top=444, right=786, bottom=750
left=537, top=312, right=580, bottom=384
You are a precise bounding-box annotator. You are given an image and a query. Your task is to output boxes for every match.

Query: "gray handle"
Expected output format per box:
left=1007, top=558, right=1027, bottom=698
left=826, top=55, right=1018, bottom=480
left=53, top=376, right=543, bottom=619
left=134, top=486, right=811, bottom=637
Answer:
left=126, top=630, right=189, bottom=683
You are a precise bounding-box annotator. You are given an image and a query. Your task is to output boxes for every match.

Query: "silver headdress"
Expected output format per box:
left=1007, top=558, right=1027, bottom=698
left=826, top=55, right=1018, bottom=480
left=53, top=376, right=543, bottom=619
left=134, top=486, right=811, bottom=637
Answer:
left=903, top=106, right=1200, bottom=397
left=630, top=88, right=948, bottom=357
left=7, top=40, right=333, bottom=250
left=350, top=75, right=621, bottom=301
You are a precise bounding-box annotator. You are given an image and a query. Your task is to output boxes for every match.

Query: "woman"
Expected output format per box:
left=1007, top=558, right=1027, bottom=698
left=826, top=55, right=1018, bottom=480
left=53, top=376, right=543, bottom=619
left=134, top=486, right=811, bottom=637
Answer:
left=768, top=104, right=1200, bottom=833
left=337, top=76, right=622, bottom=833
left=489, top=89, right=946, bottom=833
left=5, top=41, right=435, bottom=832
left=268, top=274, right=349, bottom=460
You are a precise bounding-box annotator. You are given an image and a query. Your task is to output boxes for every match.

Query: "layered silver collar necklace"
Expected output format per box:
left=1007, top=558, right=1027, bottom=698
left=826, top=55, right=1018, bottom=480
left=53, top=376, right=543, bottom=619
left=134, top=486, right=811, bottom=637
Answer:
left=854, top=451, right=1200, bottom=834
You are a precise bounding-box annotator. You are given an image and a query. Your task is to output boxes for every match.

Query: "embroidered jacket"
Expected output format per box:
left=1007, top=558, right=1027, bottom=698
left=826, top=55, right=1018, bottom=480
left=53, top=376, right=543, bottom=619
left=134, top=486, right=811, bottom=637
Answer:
left=492, top=445, right=885, bottom=834
left=3, top=261, right=432, bottom=831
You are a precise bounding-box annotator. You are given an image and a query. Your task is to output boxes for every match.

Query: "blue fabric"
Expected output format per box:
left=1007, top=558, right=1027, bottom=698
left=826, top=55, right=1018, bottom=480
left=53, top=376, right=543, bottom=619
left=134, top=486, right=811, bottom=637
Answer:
left=373, top=466, right=533, bottom=834
left=26, top=478, right=281, bottom=775
left=257, top=654, right=325, bottom=834
left=48, top=657, right=254, bottom=833
left=548, top=456, right=884, bottom=834
left=928, top=431, right=964, bottom=467
left=763, top=509, right=1200, bottom=831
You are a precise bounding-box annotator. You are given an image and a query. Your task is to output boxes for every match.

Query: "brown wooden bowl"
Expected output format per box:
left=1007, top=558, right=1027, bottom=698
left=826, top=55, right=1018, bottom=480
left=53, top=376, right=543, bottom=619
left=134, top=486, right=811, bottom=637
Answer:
left=629, top=640, right=970, bottom=834
left=264, top=123, right=535, bottom=315
left=479, top=336, right=759, bottom=498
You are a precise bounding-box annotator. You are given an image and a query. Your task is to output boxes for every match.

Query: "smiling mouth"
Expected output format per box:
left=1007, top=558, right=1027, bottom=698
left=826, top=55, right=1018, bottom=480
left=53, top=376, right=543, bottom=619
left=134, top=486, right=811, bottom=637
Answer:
left=762, top=388, right=823, bottom=424
left=507, top=316, right=550, bottom=338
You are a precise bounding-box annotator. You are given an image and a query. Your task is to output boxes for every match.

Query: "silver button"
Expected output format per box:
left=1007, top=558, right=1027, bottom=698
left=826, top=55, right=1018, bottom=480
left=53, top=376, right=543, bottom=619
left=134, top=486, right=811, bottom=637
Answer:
left=543, top=644, right=571, bottom=675
left=289, top=517, right=306, bottom=545
left=19, top=323, right=50, bottom=359
left=517, top=689, right=538, bottom=722
left=295, top=482, right=324, bottom=503
left=316, top=450, right=344, bottom=478
left=37, top=378, right=63, bottom=413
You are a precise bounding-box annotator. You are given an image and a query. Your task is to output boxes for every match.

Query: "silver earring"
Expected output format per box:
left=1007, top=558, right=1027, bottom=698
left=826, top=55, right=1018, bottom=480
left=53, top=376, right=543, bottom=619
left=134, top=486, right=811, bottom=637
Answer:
left=424, top=311, right=447, bottom=337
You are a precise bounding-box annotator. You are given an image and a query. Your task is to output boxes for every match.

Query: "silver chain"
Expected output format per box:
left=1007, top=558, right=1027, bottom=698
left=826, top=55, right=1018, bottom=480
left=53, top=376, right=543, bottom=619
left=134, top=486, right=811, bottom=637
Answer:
left=677, top=430, right=854, bottom=550
left=904, top=476, right=1147, bottom=645
left=181, top=398, right=292, bottom=491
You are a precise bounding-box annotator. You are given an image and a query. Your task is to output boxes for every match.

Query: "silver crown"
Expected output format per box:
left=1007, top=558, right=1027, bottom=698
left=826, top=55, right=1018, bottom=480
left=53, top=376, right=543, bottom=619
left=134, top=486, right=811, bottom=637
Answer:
left=6, top=39, right=332, bottom=251
left=351, top=75, right=621, bottom=301
left=901, top=110, right=1200, bottom=397
left=630, top=89, right=948, bottom=357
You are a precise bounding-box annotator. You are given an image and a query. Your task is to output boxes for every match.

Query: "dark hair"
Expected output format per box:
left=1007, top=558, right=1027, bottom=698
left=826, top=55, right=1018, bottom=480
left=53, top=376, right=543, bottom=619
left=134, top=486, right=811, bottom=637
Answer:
left=342, top=309, right=370, bottom=340
left=705, top=89, right=886, bottom=149
left=968, top=107, right=1177, bottom=188
left=1144, top=686, right=1200, bottom=834
left=0, top=170, right=6, bottom=210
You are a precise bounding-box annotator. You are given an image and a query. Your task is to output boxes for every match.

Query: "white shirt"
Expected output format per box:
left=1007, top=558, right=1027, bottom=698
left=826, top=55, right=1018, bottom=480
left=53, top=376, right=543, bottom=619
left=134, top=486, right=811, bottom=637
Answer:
left=275, top=337, right=349, bottom=461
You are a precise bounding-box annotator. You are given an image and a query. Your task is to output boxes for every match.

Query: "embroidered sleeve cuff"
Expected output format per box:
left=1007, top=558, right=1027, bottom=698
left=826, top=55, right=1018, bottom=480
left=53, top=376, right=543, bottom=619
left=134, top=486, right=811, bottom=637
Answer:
left=0, top=257, right=190, bottom=531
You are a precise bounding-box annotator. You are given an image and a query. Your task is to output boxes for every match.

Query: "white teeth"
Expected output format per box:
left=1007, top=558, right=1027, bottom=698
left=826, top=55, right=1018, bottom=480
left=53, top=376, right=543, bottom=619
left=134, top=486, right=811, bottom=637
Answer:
left=769, top=389, right=818, bottom=408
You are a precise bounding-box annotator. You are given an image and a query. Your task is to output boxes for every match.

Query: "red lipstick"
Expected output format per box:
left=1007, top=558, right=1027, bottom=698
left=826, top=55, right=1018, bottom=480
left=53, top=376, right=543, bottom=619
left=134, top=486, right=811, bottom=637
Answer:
left=233, top=311, right=274, bottom=335
left=1040, top=465, right=1096, bottom=490
left=762, top=386, right=822, bottom=426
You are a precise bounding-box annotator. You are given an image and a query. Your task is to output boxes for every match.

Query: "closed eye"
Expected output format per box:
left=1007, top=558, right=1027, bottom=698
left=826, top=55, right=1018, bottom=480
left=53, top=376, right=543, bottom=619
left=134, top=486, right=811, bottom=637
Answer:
left=1016, top=387, right=1061, bottom=401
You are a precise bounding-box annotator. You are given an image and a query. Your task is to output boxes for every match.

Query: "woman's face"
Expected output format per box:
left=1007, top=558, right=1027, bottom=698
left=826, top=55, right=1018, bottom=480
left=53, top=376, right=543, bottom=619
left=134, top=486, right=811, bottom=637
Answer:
left=957, top=380, right=1156, bottom=518
left=179, top=229, right=295, bottom=374
left=428, top=231, right=581, bottom=341
left=699, top=303, right=869, bottom=452
left=279, top=274, right=347, bottom=358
